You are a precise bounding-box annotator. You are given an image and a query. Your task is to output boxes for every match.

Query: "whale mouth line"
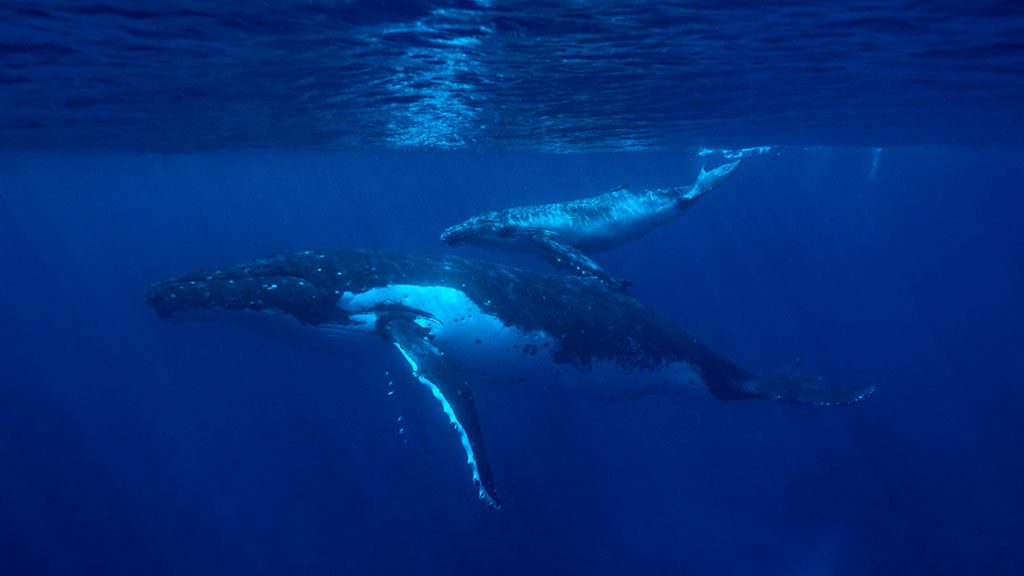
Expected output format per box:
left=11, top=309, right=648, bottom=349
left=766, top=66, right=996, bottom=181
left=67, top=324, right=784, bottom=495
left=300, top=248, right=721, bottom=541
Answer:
left=440, top=226, right=471, bottom=244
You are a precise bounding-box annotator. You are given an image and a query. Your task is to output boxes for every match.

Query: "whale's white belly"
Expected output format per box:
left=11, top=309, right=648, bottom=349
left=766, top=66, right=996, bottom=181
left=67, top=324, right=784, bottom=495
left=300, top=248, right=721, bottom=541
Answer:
left=336, top=284, right=709, bottom=399
left=545, top=192, right=680, bottom=252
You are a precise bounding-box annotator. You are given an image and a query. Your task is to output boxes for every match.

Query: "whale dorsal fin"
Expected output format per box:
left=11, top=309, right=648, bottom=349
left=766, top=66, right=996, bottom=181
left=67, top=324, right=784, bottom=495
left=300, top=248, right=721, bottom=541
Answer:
left=383, top=317, right=502, bottom=508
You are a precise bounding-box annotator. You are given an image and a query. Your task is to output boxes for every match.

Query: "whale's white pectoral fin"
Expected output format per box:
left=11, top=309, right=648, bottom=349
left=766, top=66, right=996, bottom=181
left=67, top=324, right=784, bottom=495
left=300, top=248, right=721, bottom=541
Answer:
left=530, top=233, right=629, bottom=291
left=382, top=318, right=502, bottom=508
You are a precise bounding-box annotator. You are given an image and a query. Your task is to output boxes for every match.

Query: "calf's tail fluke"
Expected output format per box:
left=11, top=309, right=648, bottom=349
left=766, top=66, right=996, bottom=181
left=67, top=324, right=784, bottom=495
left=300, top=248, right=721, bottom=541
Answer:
left=687, top=159, right=742, bottom=199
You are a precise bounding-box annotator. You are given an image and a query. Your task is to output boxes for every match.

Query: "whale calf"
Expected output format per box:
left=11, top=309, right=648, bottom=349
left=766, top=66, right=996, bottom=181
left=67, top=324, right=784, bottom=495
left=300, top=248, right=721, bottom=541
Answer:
left=441, top=160, right=741, bottom=288
left=146, top=248, right=873, bottom=507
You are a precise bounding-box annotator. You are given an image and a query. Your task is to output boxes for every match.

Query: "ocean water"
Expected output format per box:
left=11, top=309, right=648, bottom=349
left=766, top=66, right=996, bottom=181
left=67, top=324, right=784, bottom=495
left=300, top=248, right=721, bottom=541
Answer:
left=1, top=3, right=1023, bottom=576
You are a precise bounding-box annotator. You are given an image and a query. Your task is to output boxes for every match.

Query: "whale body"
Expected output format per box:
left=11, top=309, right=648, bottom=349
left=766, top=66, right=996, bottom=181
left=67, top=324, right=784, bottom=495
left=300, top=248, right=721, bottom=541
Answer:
left=146, top=248, right=873, bottom=507
left=441, top=161, right=742, bottom=288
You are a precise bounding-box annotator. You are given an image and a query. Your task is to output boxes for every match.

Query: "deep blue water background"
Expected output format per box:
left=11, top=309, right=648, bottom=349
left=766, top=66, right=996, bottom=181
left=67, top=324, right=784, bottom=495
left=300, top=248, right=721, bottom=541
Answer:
left=2, top=2, right=1024, bottom=575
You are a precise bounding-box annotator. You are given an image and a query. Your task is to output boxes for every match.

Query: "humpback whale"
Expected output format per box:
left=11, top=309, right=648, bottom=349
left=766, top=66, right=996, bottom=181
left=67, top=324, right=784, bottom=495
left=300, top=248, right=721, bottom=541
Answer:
left=146, top=248, right=873, bottom=508
left=441, top=160, right=742, bottom=288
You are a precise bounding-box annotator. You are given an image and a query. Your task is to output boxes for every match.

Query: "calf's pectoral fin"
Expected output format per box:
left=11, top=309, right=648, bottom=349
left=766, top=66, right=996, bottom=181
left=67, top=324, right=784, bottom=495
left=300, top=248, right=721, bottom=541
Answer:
left=530, top=233, right=630, bottom=291
left=382, top=317, right=502, bottom=508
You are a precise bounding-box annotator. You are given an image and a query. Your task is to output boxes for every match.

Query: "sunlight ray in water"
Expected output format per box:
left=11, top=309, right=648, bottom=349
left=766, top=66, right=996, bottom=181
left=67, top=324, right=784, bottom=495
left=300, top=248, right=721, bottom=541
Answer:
left=2, top=2, right=1022, bottom=151
left=378, top=8, right=493, bottom=148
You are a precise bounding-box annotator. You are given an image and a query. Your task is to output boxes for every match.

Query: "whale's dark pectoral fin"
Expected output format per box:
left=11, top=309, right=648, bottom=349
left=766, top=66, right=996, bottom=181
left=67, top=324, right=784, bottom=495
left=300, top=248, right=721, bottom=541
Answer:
left=739, top=371, right=876, bottom=406
left=530, top=233, right=629, bottom=291
left=382, top=318, right=502, bottom=508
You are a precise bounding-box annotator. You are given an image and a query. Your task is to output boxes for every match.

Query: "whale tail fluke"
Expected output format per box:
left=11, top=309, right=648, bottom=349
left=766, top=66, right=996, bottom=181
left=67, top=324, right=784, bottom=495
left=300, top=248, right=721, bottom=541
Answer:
left=738, top=365, right=876, bottom=406
left=685, top=159, right=742, bottom=200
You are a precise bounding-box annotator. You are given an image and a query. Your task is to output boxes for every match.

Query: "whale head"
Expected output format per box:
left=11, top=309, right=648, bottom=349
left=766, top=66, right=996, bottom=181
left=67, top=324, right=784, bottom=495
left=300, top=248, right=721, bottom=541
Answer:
left=145, top=251, right=352, bottom=327
left=440, top=212, right=515, bottom=247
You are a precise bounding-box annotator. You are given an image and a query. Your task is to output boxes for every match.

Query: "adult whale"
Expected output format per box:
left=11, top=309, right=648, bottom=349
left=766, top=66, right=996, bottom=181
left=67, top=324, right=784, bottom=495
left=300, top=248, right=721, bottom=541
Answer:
left=146, top=248, right=873, bottom=508
left=440, top=160, right=741, bottom=288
